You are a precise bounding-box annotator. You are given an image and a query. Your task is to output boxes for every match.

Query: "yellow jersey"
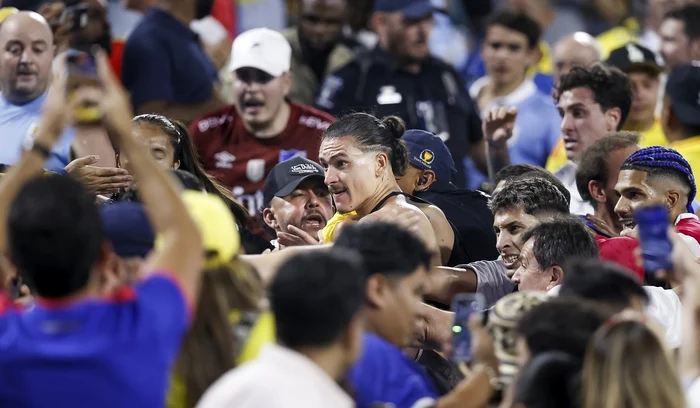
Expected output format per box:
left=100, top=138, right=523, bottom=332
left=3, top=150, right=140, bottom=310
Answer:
left=670, top=136, right=700, bottom=182
left=167, top=311, right=275, bottom=408
left=545, top=118, right=668, bottom=173
left=321, top=211, right=358, bottom=243
left=596, top=18, right=641, bottom=59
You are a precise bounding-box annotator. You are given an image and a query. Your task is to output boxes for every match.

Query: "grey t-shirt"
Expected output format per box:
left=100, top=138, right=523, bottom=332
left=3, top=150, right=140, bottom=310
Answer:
left=457, top=259, right=515, bottom=308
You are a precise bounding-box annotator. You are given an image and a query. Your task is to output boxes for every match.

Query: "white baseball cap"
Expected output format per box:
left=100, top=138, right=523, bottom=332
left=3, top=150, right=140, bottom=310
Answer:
left=228, top=28, right=292, bottom=77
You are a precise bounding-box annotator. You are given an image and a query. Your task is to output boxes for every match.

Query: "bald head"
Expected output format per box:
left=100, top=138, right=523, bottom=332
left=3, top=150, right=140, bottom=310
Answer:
left=0, top=11, right=55, bottom=104
left=0, top=12, right=53, bottom=43
left=553, top=32, right=602, bottom=85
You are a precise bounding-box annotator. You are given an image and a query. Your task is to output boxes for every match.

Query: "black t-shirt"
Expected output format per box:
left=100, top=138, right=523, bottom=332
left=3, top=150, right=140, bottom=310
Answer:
left=415, top=188, right=499, bottom=263
left=370, top=191, right=472, bottom=268
left=315, top=47, right=483, bottom=187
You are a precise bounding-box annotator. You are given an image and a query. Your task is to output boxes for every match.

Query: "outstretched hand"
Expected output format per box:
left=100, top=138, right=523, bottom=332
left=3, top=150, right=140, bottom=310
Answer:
left=482, top=106, right=517, bottom=149
left=65, top=155, right=132, bottom=195
left=276, top=225, right=322, bottom=247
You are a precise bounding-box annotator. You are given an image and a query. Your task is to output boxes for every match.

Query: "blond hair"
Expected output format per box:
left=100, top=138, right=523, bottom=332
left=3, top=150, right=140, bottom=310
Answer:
left=582, top=319, right=684, bottom=408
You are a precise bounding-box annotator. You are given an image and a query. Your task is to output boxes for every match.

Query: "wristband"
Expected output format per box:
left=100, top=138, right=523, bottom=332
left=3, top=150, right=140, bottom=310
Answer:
left=26, top=141, right=52, bottom=159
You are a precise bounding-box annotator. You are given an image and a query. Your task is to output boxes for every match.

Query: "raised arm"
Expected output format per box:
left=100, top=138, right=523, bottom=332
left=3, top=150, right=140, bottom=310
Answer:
left=95, top=51, right=203, bottom=301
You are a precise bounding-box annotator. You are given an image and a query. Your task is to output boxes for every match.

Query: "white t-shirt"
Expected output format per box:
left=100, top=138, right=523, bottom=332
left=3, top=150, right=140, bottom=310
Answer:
left=548, top=285, right=682, bottom=348
left=196, top=343, right=353, bottom=408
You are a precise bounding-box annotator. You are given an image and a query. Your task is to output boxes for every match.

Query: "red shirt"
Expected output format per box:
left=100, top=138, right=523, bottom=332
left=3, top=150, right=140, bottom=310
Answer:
left=597, top=213, right=700, bottom=282
left=190, top=102, right=334, bottom=217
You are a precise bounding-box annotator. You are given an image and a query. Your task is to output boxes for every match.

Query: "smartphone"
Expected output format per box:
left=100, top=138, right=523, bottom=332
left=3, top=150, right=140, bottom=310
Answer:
left=634, top=204, right=673, bottom=274
left=65, top=49, right=101, bottom=124
left=450, top=293, right=485, bottom=363
left=58, top=0, right=89, bottom=32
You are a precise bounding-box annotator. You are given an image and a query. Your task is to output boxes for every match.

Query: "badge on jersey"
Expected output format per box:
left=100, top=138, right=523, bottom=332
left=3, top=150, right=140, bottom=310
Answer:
left=246, top=159, right=266, bottom=183
left=316, top=75, right=343, bottom=110
left=377, top=86, right=402, bottom=105
left=278, top=149, right=307, bottom=163
left=23, top=122, right=40, bottom=151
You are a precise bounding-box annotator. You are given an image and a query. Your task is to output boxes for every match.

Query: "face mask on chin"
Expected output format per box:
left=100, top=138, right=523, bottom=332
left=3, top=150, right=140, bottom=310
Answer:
left=194, top=0, right=216, bottom=20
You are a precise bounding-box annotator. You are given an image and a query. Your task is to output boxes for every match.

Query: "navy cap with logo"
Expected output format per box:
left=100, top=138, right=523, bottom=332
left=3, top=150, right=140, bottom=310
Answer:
left=374, top=0, right=434, bottom=18
left=263, top=156, right=326, bottom=207
left=606, top=43, right=663, bottom=75
left=402, top=129, right=457, bottom=191
left=666, top=62, right=700, bottom=127
left=101, top=202, right=155, bottom=258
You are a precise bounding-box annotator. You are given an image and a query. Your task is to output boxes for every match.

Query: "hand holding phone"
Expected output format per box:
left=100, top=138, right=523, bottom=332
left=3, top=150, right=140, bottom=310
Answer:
left=65, top=48, right=102, bottom=124
left=450, top=293, right=486, bottom=363
left=634, top=204, right=673, bottom=275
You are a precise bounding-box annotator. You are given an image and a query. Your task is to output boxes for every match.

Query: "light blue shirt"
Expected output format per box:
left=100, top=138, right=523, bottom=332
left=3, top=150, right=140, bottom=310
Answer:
left=0, top=93, right=74, bottom=172
left=465, top=78, right=561, bottom=189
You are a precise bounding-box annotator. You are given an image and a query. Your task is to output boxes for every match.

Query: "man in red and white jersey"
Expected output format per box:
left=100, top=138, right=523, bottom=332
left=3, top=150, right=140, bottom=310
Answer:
left=190, top=27, right=335, bottom=218
left=614, top=146, right=700, bottom=255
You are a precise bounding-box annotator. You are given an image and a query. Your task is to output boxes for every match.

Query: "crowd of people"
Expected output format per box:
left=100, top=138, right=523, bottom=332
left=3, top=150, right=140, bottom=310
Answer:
left=3, top=0, right=700, bottom=407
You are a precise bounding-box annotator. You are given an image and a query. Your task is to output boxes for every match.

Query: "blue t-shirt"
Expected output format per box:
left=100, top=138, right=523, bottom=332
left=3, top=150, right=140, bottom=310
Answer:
left=0, top=274, right=191, bottom=408
left=348, top=333, right=439, bottom=408
left=0, top=93, right=74, bottom=171
left=465, top=78, right=561, bottom=189
left=122, top=8, right=218, bottom=113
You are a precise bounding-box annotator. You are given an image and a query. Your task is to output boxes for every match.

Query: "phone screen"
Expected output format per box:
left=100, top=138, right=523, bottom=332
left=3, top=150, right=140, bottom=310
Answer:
left=634, top=204, right=673, bottom=274
left=450, top=293, right=485, bottom=362
left=65, top=49, right=101, bottom=123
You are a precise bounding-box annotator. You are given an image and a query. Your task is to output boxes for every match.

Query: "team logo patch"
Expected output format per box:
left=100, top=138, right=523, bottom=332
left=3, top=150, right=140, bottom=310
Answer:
left=22, top=122, right=40, bottom=151
left=420, top=149, right=435, bottom=165
left=214, top=151, right=236, bottom=169
left=246, top=159, right=266, bottom=183
left=289, top=163, right=321, bottom=175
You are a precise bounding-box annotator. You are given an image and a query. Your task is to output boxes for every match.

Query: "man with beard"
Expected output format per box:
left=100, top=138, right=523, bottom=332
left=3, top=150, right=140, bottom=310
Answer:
left=122, top=0, right=226, bottom=122
left=615, top=146, right=700, bottom=255
left=190, top=28, right=334, bottom=223
left=262, top=157, right=334, bottom=249
left=282, top=0, right=354, bottom=105
left=314, top=0, right=487, bottom=188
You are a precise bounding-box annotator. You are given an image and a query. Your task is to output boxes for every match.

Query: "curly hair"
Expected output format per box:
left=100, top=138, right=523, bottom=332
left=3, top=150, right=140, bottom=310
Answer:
left=575, top=131, right=641, bottom=206
left=556, top=63, right=632, bottom=131
left=489, top=177, right=570, bottom=216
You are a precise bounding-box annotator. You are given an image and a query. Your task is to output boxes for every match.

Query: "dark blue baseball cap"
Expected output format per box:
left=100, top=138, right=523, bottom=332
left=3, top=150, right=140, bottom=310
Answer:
left=402, top=129, right=457, bottom=191
left=101, top=202, right=155, bottom=258
left=374, top=0, right=434, bottom=18
left=666, top=62, right=700, bottom=127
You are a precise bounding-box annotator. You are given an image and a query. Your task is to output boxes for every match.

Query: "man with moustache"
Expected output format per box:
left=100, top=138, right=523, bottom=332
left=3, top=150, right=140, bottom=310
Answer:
left=261, top=157, right=334, bottom=249
left=315, top=0, right=486, bottom=188
left=0, top=11, right=73, bottom=171
left=282, top=0, right=354, bottom=105
left=122, top=0, right=226, bottom=122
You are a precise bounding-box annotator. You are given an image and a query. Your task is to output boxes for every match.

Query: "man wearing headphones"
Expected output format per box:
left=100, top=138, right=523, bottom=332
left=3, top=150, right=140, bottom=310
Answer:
left=397, top=130, right=499, bottom=263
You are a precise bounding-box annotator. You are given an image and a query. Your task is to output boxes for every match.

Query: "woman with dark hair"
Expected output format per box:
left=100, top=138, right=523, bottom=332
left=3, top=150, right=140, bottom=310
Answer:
left=318, top=112, right=466, bottom=266
left=117, top=114, right=273, bottom=253
left=513, top=352, right=580, bottom=408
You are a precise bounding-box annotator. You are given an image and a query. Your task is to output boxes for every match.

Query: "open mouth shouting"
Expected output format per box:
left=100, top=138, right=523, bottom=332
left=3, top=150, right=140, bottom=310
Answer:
left=619, top=217, right=637, bottom=231
left=241, top=99, right=265, bottom=115
left=501, top=252, right=520, bottom=270
left=301, top=212, right=326, bottom=230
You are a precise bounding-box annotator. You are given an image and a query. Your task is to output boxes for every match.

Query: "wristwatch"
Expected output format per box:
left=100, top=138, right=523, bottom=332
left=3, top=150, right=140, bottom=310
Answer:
left=24, top=139, right=52, bottom=159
